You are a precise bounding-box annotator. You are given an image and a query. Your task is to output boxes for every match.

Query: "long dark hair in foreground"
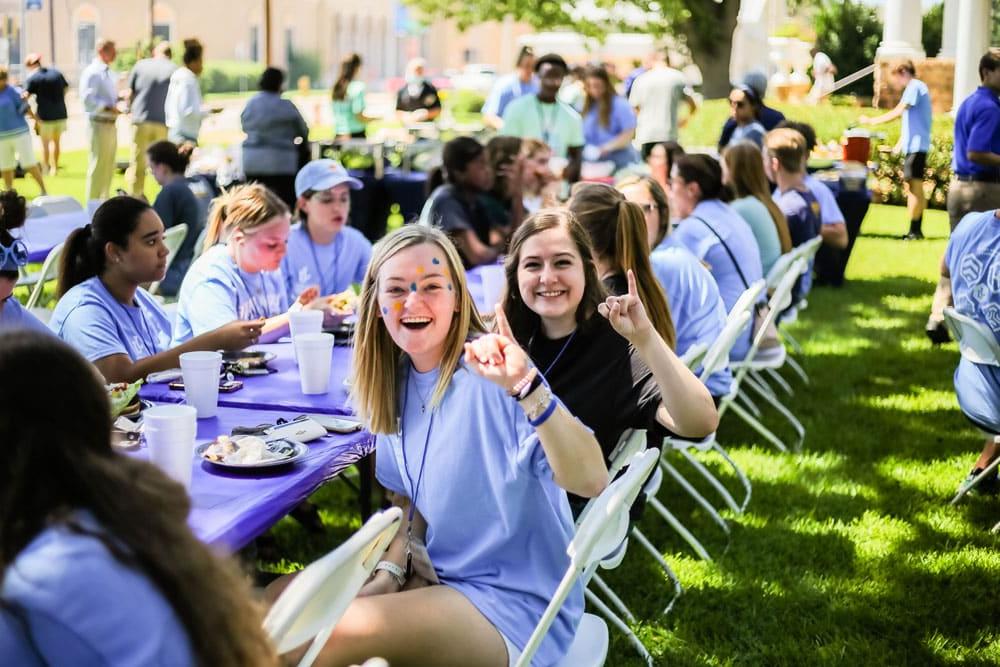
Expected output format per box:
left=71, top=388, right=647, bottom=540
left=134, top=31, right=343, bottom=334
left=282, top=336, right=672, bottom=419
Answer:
left=0, top=333, right=278, bottom=666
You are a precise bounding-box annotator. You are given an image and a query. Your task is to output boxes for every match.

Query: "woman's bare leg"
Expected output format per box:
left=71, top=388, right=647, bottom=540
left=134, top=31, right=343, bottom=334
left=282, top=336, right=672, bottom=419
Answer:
left=309, top=585, right=508, bottom=667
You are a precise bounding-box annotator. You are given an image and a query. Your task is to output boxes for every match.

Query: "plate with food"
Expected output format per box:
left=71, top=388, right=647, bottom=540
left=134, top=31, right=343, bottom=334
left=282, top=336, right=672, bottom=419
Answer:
left=107, top=380, right=144, bottom=419
left=196, top=435, right=308, bottom=469
left=221, top=350, right=277, bottom=369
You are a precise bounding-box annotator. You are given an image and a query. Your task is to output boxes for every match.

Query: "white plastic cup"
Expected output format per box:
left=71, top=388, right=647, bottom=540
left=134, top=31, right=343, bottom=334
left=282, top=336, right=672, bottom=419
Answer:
left=143, top=405, right=198, bottom=490
left=294, top=333, right=335, bottom=394
left=479, top=264, right=506, bottom=313
left=179, top=351, right=223, bottom=418
left=289, top=309, right=324, bottom=339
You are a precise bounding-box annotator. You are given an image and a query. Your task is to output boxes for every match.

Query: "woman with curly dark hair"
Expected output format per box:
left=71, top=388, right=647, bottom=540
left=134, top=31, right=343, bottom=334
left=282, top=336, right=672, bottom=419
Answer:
left=0, top=190, right=48, bottom=333
left=0, top=332, right=278, bottom=666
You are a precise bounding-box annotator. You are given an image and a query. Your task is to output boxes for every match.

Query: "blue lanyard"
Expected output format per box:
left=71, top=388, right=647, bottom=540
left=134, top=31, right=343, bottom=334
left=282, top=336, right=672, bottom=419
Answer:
left=530, top=328, right=577, bottom=377
left=100, top=280, right=158, bottom=357
left=535, top=98, right=557, bottom=146
left=399, top=366, right=435, bottom=577
left=307, top=232, right=342, bottom=294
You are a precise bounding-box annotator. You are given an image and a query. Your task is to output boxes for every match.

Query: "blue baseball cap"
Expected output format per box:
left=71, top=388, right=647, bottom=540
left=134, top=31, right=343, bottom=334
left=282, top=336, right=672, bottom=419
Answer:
left=294, top=159, right=363, bottom=198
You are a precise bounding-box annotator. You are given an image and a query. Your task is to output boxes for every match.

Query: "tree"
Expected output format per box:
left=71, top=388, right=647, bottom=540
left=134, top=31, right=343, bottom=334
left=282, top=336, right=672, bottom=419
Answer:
left=403, top=0, right=741, bottom=98
left=813, top=0, right=882, bottom=97
left=922, top=3, right=942, bottom=58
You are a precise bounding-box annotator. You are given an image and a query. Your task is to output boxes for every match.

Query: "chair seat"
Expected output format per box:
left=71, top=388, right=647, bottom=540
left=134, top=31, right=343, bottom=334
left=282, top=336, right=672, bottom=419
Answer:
left=665, top=431, right=717, bottom=453
left=555, top=613, right=608, bottom=667
left=732, top=343, right=787, bottom=370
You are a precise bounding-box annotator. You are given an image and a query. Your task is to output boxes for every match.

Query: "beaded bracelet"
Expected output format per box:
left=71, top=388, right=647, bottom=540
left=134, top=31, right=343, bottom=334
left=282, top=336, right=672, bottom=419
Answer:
left=508, top=367, right=539, bottom=399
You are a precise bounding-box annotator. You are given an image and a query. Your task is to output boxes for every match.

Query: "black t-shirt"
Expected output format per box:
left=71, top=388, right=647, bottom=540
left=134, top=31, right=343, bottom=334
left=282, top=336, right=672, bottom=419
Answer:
left=396, top=81, right=442, bottom=113
left=25, top=67, right=69, bottom=121
left=529, top=316, right=663, bottom=461
left=427, top=184, right=495, bottom=267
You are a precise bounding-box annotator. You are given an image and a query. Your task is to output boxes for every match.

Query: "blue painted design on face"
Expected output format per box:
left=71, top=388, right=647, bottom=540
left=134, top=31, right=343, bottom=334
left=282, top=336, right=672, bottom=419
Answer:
left=447, top=283, right=453, bottom=291
left=410, top=282, right=417, bottom=292
left=431, top=257, right=441, bottom=265
left=381, top=306, right=388, bottom=315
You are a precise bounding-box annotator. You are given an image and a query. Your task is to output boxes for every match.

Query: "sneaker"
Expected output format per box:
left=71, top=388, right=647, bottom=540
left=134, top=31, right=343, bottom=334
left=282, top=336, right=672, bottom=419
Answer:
left=902, top=231, right=924, bottom=240
left=956, top=467, right=1000, bottom=497
left=925, top=318, right=951, bottom=345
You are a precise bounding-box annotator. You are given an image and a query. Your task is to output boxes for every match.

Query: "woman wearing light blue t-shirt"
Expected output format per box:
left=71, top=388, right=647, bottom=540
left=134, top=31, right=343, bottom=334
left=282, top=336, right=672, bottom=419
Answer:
left=174, top=183, right=326, bottom=344
left=581, top=66, right=639, bottom=171
left=281, top=159, right=372, bottom=302
left=320, top=225, right=607, bottom=666
left=50, top=196, right=262, bottom=382
left=0, top=332, right=277, bottom=666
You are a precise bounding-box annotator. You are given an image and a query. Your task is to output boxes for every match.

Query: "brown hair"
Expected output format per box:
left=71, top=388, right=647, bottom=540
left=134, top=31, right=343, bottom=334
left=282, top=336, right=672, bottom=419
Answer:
left=892, top=60, right=916, bottom=76
left=333, top=53, right=362, bottom=101
left=203, top=183, right=290, bottom=252
left=0, top=332, right=277, bottom=666
left=764, top=128, right=807, bottom=174
left=582, top=66, right=613, bottom=128
left=979, top=48, right=1000, bottom=81
left=616, top=175, right=670, bottom=248
left=501, top=209, right=608, bottom=343
left=567, top=182, right=676, bottom=349
left=722, top=141, right=792, bottom=253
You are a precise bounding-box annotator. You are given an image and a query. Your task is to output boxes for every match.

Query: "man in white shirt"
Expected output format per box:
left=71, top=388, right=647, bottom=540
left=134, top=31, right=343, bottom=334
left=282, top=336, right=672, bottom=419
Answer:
left=165, top=39, right=210, bottom=145
left=629, top=51, right=697, bottom=155
left=78, top=39, right=120, bottom=200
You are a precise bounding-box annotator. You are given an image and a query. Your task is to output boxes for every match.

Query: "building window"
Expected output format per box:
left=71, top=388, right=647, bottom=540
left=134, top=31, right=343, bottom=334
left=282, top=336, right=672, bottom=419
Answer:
left=77, top=23, right=96, bottom=65
left=285, top=27, right=293, bottom=65
left=152, top=23, right=171, bottom=43
left=250, top=25, right=259, bottom=62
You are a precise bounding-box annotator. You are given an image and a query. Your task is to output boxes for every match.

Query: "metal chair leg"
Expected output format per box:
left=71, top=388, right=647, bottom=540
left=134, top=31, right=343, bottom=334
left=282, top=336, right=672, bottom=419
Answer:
left=780, top=327, right=804, bottom=354
left=712, top=443, right=753, bottom=512
left=659, top=459, right=731, bottom=533
left=584, top=589, right=654, bottom=666
left=728, top=400, right=789, bottom=453
left=736, top=388, right=763, bottom=418
left=671, top=447, right=741, bottom=514
left=589, top=573, right=636, bottom=623
left=630, top=527, right=682, bottom=616
left=745, top=375, right=806, bottom=452
left=950, top=455, right=1000, bottom=505
left=646, top=496, right=712, bottom=561
left=764, top=367, right=795, bottom=396
left=784, top=354, right=810, bottom=385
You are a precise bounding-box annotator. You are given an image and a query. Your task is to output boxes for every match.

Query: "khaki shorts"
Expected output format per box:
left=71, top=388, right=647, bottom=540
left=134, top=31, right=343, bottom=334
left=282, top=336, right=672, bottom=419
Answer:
left=37, top=119, right=66, bottom=142
left=946, top=179, right=1000, bottom=230
left=0, top=131, right=38, bottom=171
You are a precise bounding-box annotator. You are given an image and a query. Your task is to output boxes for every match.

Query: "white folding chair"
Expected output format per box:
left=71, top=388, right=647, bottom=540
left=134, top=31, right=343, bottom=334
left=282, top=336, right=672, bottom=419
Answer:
left=24, top=241, right=64, bottom=310
left=31, top=195, right=84, bottom=216
left=515, top=448, right=659, bottom=667
left=148, top=223, right=189, bottom=296
left=943, top=307, right=1000, bottom=505
left=263, top=507, right=402, bottom=667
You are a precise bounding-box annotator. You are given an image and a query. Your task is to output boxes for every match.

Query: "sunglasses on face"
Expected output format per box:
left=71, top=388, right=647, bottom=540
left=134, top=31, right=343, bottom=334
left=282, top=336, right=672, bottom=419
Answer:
left=0, top=239, right=28, bottom=270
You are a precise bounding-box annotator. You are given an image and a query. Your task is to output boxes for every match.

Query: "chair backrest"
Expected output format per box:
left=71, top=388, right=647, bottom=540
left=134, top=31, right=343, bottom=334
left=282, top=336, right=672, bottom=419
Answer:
left=794, top=235, right=823, bottom=263
left=765, top=250, right=797, bottom=290
left=728, top=278, right=767, bottom=323
left=24, top=241, right=65, bottom=310
left=148, top=223, right=189, bottom=295
left=679, top=341, right=708, bottom=370
left=32, top=195, right=84, bottom=216
left=263, top=507, right=402, bottom=667
left=700, top=309, right=751, bottom=381
left=515, top=448, right=659, bottom=667
left=944, top=307, right=1000, bottom=367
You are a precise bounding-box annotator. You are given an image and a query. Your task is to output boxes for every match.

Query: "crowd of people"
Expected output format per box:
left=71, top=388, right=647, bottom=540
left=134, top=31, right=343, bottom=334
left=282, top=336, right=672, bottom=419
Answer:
left=1, top=37, right=999, bottom=667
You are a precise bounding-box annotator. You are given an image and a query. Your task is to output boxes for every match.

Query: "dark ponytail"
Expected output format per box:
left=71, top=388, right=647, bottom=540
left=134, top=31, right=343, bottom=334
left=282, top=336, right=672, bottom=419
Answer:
left=57, top=196, right=152, bottom=297
left=568, top=182, right=676, bottom=350
left=332, top=53, right=362, bottom=101
left=146, top=140, right=191, bottom=174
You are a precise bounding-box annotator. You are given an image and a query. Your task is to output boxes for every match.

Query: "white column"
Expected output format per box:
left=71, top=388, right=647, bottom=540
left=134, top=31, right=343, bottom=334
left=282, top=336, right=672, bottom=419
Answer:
left=877, top=0, right=926, bottom=61
left=953, top=0, right=992, bottom=108
left=940, top=0, right=959, bottom=58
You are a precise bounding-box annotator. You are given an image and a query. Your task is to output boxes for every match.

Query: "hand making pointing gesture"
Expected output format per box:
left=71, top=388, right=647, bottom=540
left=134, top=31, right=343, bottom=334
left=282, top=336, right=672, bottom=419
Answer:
left=463, top=305, right=532, bottom=394
left=598, top=269, right=654, bottom=344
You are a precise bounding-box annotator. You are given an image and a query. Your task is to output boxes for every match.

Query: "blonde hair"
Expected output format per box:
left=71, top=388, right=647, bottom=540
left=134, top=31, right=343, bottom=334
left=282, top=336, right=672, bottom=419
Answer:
left=764, top=128, right=807, bottom=174
left=202, top=183, right=290, bottom=252
left=520, top=138, right=550, bottom=160
left=722, top=141, right=793, bottom=253
left=350, top=226, right=486, bottom=434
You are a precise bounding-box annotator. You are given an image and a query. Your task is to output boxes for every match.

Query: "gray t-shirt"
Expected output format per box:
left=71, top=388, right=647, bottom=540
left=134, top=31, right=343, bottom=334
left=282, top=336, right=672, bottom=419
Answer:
left=128, top=57, right=177, bottom=124
left=628, top=66, right=691, bottom=144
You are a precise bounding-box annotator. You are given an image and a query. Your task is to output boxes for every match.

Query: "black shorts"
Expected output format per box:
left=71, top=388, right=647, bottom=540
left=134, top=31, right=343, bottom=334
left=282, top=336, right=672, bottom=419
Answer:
left=904, top=151, right=927, bottom=180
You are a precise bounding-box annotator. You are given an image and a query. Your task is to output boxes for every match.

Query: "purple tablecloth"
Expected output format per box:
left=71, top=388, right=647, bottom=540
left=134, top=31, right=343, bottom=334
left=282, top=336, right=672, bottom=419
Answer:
left=140, top=342, right=355, bottom=416
left=22, top=211, right=90, bottom=263
left=128, top=405, right=373, bottom=551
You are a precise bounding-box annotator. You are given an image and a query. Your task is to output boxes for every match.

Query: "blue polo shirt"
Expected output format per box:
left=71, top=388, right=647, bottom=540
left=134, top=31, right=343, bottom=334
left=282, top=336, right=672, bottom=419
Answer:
left=900, top=78, right=932, bottom=154
left=0, top=85, right=29, bottom=137
left=953, top=86, right=1000, bottom=179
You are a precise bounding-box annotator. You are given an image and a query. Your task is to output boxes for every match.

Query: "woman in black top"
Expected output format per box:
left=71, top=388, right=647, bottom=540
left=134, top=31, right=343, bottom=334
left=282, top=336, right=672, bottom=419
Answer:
left=500, top=209, right=717, bottom=473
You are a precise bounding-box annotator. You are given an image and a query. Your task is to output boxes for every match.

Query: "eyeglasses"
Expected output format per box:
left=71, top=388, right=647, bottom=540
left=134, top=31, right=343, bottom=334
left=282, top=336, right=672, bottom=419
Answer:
left=0, top=239, right=28, bottom=270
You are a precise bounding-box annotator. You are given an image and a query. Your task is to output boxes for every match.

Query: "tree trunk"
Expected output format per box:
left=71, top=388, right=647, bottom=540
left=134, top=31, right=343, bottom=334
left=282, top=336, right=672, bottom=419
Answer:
left=683, top=0, right=740, bottom=99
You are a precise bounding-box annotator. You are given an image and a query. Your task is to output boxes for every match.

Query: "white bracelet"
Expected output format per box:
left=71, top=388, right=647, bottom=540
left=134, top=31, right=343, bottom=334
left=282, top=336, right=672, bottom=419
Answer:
left=373, top=560, right=406, bottom=588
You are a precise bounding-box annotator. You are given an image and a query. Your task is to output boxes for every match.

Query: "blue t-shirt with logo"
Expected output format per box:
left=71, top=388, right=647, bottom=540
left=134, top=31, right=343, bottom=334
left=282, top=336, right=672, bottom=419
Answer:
left=900, top=78, right=932, bottom=154
left=50, top=277, right=172, bottom=362
left=281, top=223, right=371, bottom=301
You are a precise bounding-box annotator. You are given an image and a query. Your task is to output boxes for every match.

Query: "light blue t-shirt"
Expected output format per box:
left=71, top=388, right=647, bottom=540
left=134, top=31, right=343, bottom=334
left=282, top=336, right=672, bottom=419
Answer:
left=0, top=512, right=195, bottom=666
left=500, top=95, right=584, bottom=158
left=174, top=244, right=289, bottom=343
left=900, top=78, right=932, bottom=155
left=582, top=95, right=637, bottom=149
left=483, top=73, right=538, bottom=119
left=0, top=297, right=51, bottom=335
left=281, top=223, right=372, bottom=300
left=730, top=196, right=782, bottom=277
left=376, top=362, right=582, bottom=666
left=666, top=199, right=763, bottom=361
left=49, top=277, right=172, bottom=362
left=650, top=243, right=732, bottom=397
left=946, top=210, right=1000, bottom=432
left=803, top=174, right=846, bottom=226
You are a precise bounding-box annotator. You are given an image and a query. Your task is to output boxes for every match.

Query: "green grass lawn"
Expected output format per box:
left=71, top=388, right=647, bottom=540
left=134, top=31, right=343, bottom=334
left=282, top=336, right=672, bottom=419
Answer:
left=256, top=203, right=1000, bottom=665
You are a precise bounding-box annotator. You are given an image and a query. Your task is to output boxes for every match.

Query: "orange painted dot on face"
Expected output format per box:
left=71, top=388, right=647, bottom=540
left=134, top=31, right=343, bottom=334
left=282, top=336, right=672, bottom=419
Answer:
left=416, top=265, right=425, bottom=274
left=392, top=302, right=403, bottom=312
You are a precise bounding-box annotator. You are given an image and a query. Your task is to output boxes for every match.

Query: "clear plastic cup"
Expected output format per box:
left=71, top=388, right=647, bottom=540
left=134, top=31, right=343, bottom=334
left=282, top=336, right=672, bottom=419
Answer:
left=179, top=351, right=223, bottom=418
left=294, top=333, right=335, bottom=394
left=143, top=405, right=198, bottom=490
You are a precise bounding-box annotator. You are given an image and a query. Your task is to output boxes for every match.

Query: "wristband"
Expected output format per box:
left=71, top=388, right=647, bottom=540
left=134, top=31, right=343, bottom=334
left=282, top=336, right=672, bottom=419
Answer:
left=373, top=560, right=406, bottom=588
left=528, top=395, right=558, bottom=427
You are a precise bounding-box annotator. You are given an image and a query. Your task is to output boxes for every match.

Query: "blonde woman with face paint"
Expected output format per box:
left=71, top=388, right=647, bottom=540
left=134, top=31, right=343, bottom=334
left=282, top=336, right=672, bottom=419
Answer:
left=303, top=224, right=606, bottom=667
left=173, top=183, right=322, bottom=344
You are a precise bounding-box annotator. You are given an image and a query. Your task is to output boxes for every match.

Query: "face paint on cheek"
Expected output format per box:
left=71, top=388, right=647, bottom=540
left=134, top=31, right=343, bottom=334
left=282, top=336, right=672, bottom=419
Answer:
left=381, top=306, right=388, bottom=315
left=431, top=258, right=441, bottom=265
left=393, top=302, right=403, bottom=312
left=447, top=284, right=453, bottom=291
left=416, top=266, right=424, bottom=274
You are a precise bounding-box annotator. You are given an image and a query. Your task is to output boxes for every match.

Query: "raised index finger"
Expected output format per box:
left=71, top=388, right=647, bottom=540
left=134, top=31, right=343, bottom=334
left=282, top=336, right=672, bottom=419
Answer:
left=627, top=269, right=638, bottom=299
left=494, top=304, right=514, bottom=340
